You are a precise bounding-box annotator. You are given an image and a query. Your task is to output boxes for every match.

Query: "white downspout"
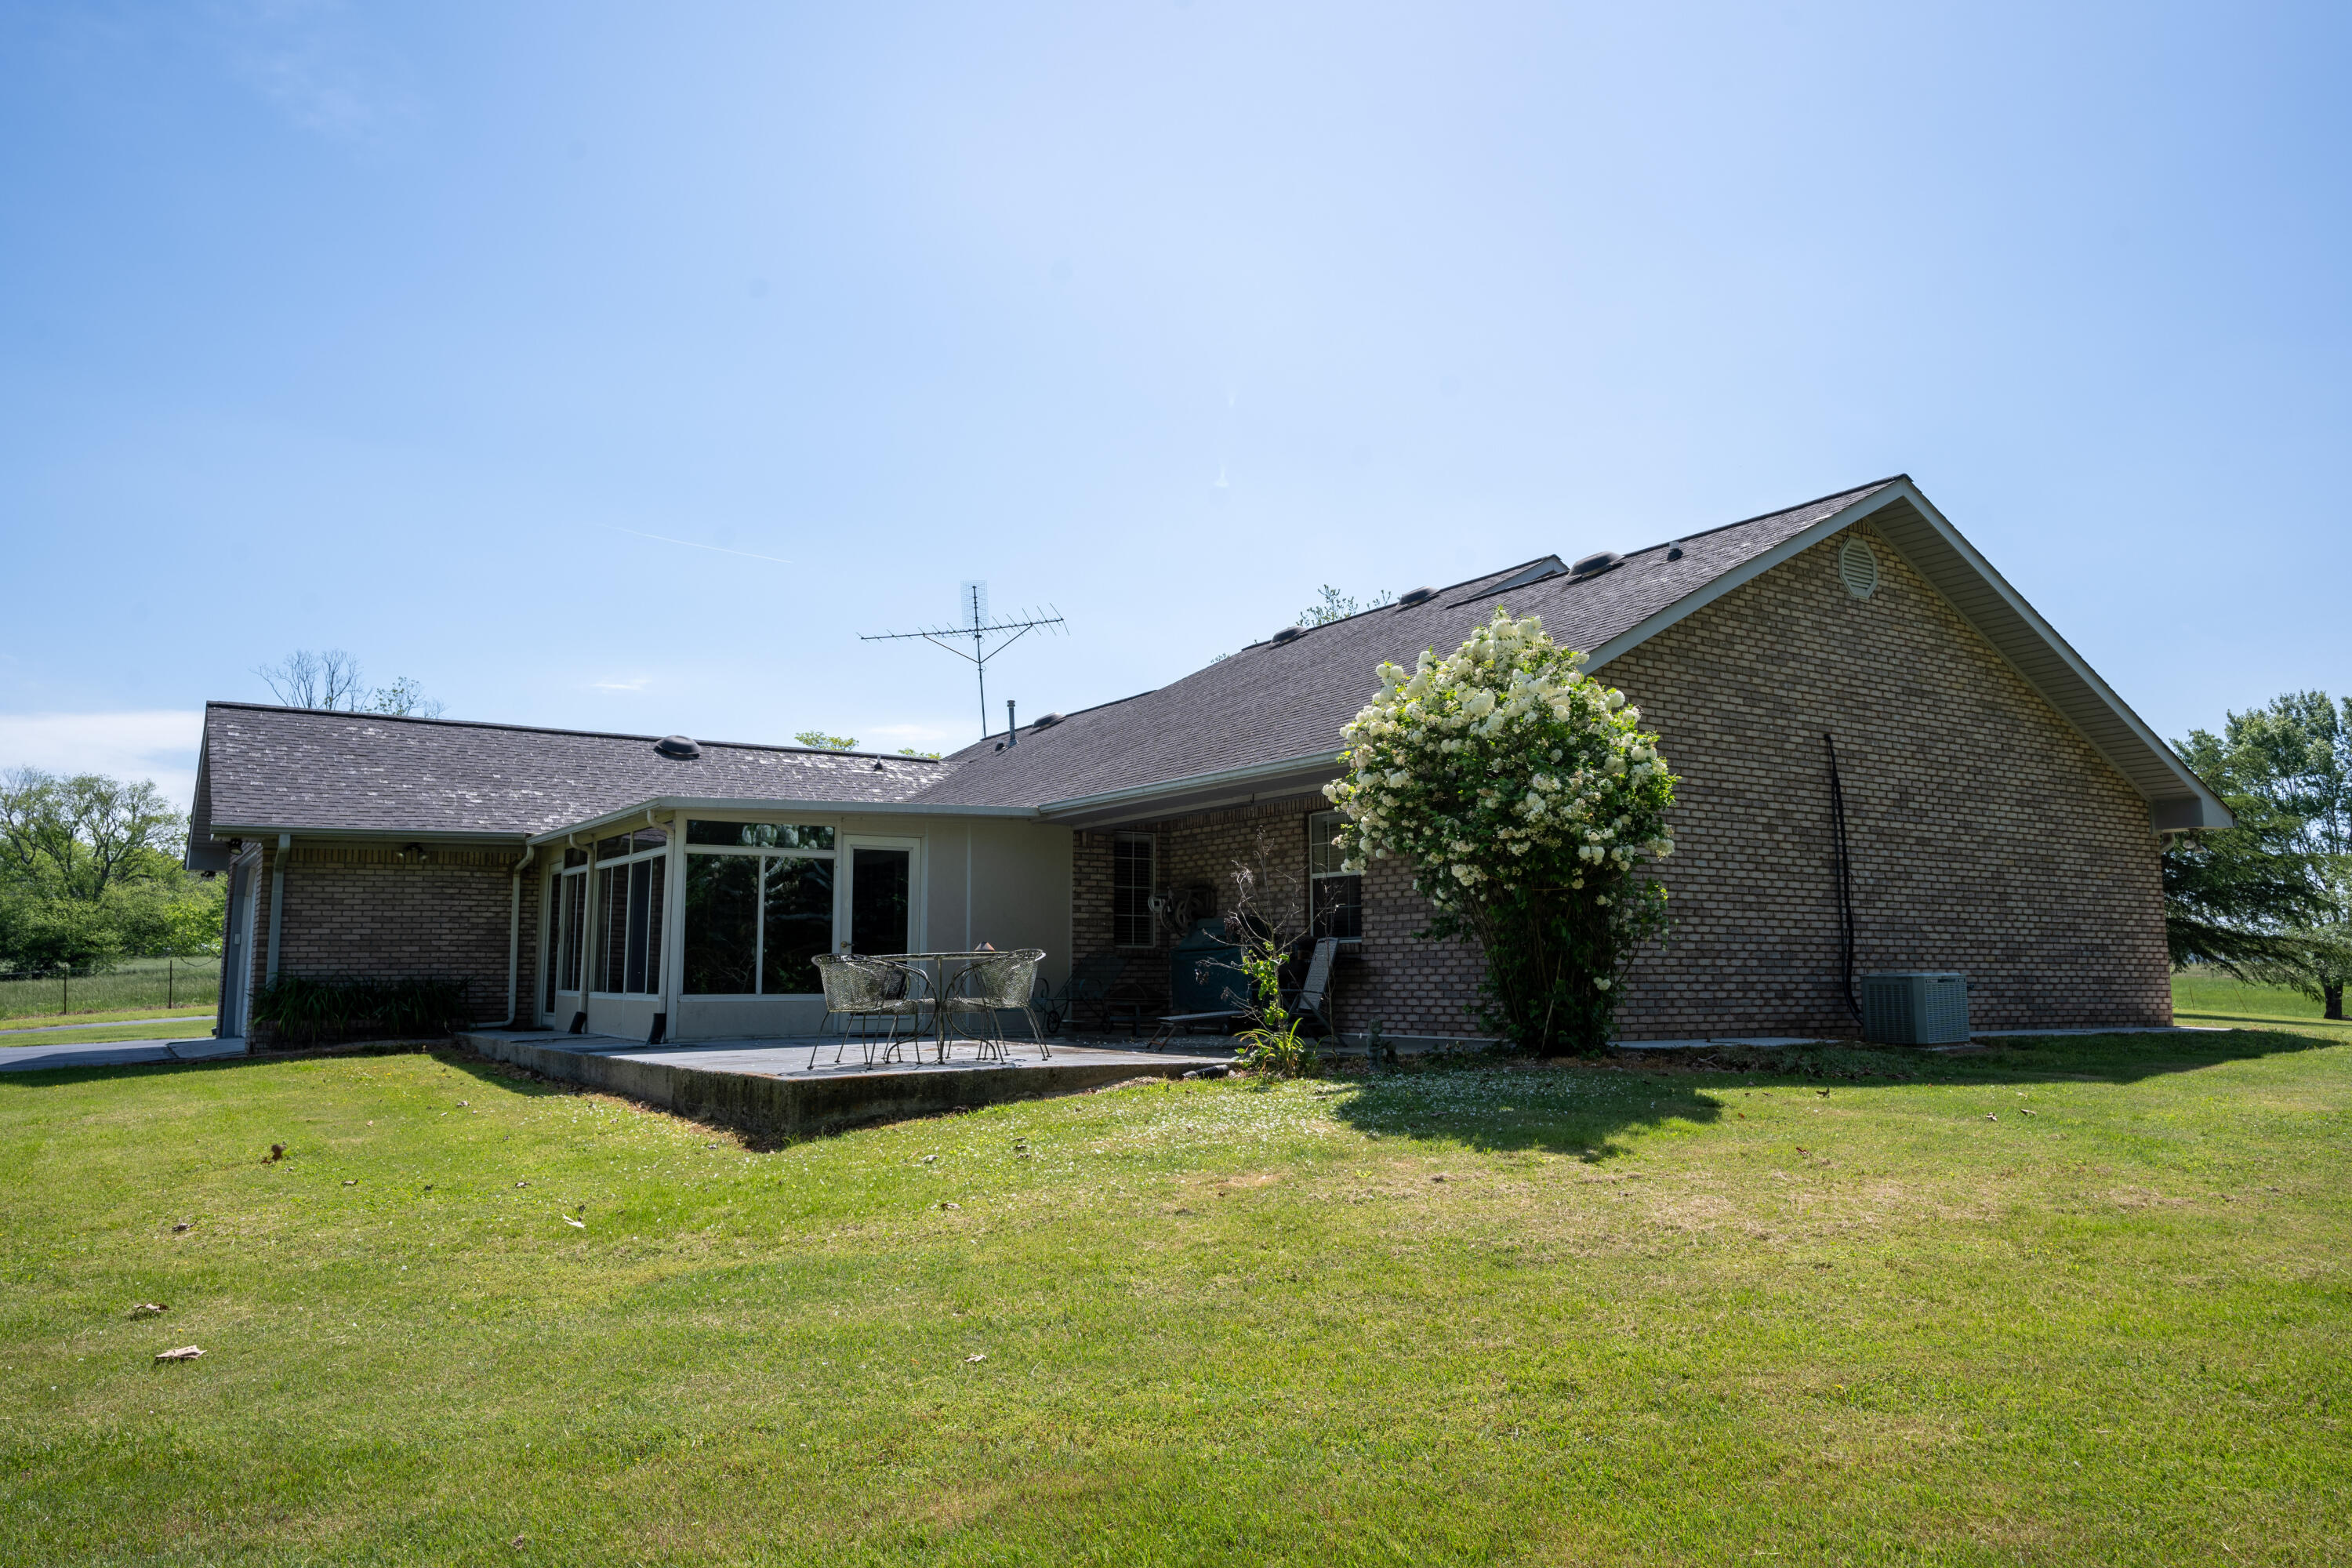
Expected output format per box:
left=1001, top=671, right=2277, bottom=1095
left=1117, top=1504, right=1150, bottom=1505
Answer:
left=485, top=843, right=537, bottom=1029
left=265, top=834, right=292, bottom=983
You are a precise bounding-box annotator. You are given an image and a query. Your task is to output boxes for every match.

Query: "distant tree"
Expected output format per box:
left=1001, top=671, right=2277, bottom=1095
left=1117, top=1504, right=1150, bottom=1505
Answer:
left=2170, top=691, right=2352, bottom=1018
left=1296, top=585, right=1395, bottom=627
left=256, top=648, right=367, bottom=710
left=256, top=650, right=444, bottom=717
left=897, top=748, right=944, bottom=760
left=795, top=731, right=858, bottom=751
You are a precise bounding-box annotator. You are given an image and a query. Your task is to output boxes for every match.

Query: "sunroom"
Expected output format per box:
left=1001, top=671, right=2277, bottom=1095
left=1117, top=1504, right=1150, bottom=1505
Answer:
left=529, top=798, right=1073, bottom=1041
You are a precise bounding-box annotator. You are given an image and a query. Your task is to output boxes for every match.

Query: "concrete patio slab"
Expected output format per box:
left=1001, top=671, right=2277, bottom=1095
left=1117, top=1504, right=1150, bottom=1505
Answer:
left=454, top=1029, right=1230, bottom=1136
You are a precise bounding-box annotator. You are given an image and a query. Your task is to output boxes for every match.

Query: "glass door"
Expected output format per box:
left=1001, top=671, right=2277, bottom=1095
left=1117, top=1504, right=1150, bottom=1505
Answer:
left=839, top=839, right=916, bottom=955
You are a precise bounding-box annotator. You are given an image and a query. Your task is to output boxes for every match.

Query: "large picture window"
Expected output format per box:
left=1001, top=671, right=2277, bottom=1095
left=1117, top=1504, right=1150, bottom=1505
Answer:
left=1307, top=810, right=1362, bottom=942
left=1112, top=833, right=1155, bottom=948
left=682, top=820, right=840, bottom=996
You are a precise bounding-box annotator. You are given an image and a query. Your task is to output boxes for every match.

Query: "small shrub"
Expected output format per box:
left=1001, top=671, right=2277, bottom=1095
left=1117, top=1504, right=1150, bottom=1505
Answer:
left=249, top=975, right=470, bottom=1045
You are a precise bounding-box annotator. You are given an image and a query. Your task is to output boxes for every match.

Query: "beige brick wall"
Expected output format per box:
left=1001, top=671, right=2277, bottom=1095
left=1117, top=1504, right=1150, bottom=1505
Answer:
left=1341, top=521, right=2170, bottom=1039
left=245, top=841, right=532, bottom=1045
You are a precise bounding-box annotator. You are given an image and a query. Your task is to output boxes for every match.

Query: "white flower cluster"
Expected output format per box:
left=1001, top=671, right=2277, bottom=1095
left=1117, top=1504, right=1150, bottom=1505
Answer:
left=1323, top=608, right=1675, bottom=902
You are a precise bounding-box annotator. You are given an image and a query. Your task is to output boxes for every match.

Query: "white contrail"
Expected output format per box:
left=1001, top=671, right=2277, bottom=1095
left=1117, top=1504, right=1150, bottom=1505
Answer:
left=594, top=524, right=792, bottom=565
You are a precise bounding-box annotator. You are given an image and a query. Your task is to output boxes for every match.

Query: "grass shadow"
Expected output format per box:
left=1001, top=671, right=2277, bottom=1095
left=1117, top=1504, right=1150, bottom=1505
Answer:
left=1315, top=1025, right=2346, bottom=1159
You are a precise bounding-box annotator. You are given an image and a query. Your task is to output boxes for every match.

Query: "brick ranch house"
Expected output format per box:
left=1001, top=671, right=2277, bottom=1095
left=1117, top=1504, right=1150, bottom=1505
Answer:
left=189, top=477, right=2227, bottom=1047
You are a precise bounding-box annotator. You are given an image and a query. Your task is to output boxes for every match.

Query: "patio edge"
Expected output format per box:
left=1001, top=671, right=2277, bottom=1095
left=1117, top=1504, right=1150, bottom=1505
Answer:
left=452, top=1031, right=1200, bottom=1137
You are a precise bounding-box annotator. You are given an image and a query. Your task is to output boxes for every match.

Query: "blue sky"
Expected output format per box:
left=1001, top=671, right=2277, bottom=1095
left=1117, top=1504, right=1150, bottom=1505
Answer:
left=2, top=1, right=2345, bottom=806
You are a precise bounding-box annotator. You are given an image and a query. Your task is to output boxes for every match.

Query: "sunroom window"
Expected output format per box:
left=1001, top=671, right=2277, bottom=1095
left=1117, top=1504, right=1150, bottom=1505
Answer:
left=591, top=829, right=667, bottom=996
left=681, top=820, right=839, bottom=995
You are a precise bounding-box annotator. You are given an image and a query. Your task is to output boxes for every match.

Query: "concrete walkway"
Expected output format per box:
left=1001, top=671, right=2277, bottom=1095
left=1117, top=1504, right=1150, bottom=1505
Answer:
left=0, top=1036, right=248, bottom=1073
left=0, top=1014, right=216, bottom=1036
left=456, top=1029, right=1229, bottom=1135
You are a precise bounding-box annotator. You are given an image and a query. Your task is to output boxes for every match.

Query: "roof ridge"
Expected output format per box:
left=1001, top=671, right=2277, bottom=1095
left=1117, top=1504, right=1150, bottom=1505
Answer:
left=202, top=701, right=951, bottom=766
left=1653, top=475, right=1907, bottom=550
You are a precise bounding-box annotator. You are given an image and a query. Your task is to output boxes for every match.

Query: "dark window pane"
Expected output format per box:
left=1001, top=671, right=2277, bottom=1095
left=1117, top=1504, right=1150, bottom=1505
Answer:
left=684, top=855, right=759, bottom=994
left=563, top=848, right=588, bottom=869
left=849, top=848, right=909, bottom=956
left=686, top=820, right=837, bottom=850
left=624, top=860, right=652, bottom=993
left=596, top=866, right=624, bottom=992
left=543, top=876, right=559, bottom=1011
left=561, top=874, right=586, bottom=991
left=1112, top=834, right=1154, bottom=948
left=1312, top=873, right=1363, bottom=942
left=763, top=855, right=835, bottom=993
left=596, top=835, right=632, bottom=862
left=644, top=857, right=664, bottom=995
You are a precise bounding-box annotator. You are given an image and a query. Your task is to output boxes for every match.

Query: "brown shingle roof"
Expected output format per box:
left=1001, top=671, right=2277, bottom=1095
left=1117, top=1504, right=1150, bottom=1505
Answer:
left=908, top=479, right=1900, bottom=809
left=195, top=704, right=947, bottom=838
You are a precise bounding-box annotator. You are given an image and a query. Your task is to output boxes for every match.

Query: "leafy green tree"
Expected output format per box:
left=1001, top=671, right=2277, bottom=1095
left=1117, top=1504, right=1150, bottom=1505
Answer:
left=1297, top=585, right=1395, bottom=627
left=0, top=769, right=181, bottom=902
left=2171, top=691, right=2352, bottom=1018
left=794, top=731, right=858, bottom=751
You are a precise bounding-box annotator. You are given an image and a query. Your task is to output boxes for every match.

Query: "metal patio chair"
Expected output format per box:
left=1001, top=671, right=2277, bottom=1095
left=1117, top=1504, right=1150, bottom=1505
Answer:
left=943, top=948, right=1051, bottom=1062
left=1032, top=950, right=1131, bottom=1036
left=810, top=953, right=931, bottom=1069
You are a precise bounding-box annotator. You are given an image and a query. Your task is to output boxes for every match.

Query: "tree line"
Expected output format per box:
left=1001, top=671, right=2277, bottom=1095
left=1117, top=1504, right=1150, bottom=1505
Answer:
left=2167, top=690, right=2351, bottom=1018
left=0, top=769, right=223, bottom=973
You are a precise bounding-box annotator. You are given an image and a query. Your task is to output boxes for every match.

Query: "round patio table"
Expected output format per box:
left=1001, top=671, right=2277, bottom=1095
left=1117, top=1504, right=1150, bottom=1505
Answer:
left=871, top=952, right=1014, bottom=1062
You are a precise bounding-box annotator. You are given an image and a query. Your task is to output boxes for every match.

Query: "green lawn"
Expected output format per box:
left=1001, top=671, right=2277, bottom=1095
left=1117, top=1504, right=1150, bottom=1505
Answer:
left=0, top=957, right=221, bottom=1023
left=0, top=1011, right=218, bottom=1044
left=2173, top=970, right=2350, bottom=1040
left=3, top=1031, right=2347, bottom=1566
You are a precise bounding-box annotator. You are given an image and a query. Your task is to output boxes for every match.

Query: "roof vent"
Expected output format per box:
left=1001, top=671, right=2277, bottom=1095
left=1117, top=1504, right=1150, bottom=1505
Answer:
left=1570, top=550, right=1624, bottom=579
left=1839, top=536, right=1880, bottom=599
left=1271, top=626, right=1308, bottom=645
left=1032, top=712, right=1066, bottom=730
left=654, top=735, right=702, bottom=760
left=872, top=759, right=885, bottom=771
left=1397, top=586, right=1438, bottom=607
left=1666, top=546, right=1684, bottom=561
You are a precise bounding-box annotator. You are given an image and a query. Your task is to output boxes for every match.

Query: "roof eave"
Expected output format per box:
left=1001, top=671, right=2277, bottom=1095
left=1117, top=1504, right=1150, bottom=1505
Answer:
left=1036, top=752, right=1342, bottom=828
left=524, top=795, right=1043, bottom=846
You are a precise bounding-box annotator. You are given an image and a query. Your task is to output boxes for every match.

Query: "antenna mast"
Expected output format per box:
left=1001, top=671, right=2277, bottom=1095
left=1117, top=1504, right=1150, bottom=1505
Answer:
left=861, top=582, right=1065, bottom=740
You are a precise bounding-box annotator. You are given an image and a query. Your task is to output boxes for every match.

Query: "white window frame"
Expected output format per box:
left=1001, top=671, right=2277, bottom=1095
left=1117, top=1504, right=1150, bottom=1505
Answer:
left=678, top=818, right=841, bottom=998
left=586, top=830, right=670, bottom=1000
left=1307, top=809, right=1363, bottom=946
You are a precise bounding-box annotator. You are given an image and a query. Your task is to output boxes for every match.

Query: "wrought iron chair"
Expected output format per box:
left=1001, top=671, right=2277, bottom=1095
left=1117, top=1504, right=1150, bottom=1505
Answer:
left=943, top=948, right=1051, bottom=1062
left=1031, top=950, right=1130, bottom=1036
left=810, top=953, right=931, bottom=1069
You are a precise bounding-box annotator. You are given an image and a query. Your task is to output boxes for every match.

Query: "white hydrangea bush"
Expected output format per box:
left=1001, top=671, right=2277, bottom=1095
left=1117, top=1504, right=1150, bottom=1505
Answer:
left=1323, top=608, right=1678, bottom=1051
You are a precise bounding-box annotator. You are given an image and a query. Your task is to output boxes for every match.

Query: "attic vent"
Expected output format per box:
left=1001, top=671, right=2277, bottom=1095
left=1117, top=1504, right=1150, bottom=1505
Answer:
left=654, top=735, right=702, bottom=760
left=1397, top=586, right=1438, bottom=606
left=1838, top=537, right=1879, bottom=600
left=1570, top=550, right=1624, bottom=579
left=1270, top=626, right=1308, bottom=645
left=1032, top=712, right=1066, bottom=729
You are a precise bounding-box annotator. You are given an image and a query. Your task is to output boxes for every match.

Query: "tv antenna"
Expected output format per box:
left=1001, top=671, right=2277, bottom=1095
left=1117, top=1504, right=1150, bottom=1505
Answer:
left=862, top=582, right=1065, bottom=740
